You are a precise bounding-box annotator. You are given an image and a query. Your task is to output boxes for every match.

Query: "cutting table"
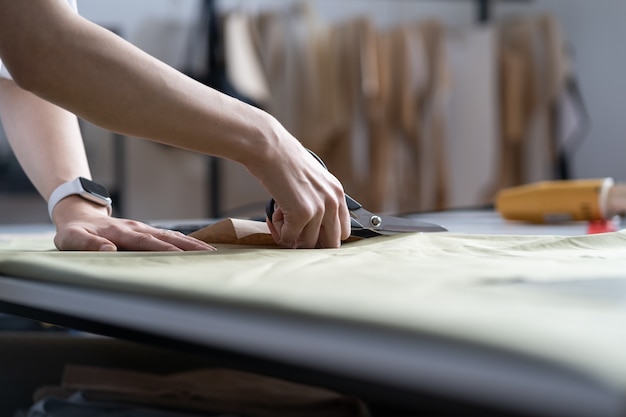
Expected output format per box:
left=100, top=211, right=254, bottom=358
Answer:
left=1, top=210, right=626, bottom=417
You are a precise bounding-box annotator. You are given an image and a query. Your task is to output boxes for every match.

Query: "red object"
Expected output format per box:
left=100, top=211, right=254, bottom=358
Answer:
left=587, top=219, right=619, bottom=234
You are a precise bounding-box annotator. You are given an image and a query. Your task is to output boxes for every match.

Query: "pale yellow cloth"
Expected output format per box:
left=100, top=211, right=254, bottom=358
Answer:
left=2, top=230, right=626, bottom=393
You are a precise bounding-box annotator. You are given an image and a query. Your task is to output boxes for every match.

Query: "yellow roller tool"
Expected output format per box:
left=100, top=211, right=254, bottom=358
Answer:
left=495, top=178, right=624, bottom=223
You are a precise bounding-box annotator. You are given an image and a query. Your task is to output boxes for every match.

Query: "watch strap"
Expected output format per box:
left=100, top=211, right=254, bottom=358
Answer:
left=48, top=177, right=113, bottom=220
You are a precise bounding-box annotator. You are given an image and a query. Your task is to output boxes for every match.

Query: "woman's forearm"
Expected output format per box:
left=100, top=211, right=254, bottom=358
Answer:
left=0, top=79, right=91, bottom=200
left=0, top=0, right=274, bottom=168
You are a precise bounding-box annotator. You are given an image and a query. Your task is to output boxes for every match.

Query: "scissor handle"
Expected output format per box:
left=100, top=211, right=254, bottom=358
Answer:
left=345, top=194, right=362, bottom=211
left=265, top=198, right=277, bottom=222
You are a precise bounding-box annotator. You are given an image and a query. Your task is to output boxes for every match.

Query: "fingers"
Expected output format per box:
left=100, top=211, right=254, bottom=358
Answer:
left=315, top=187, right=352, bottom=248
left=275, top=205, right=316, bottom=249
left=266, top=206, right=284, bottom=245
left=54, top=227, right=118, bottom=252
left=273, top=205, right=323, bottom=249
left=338, top=196, right=352, bottom=241
left=297, top=214, right=324, bottom=248
left=269, top=186, right=348, bottom=249
left=160, top=229, right=217, bottom=251
left=316, top=206, right=343, bottom=249
left=54, top=219, right=216, bottom=252
left=114, top=227, right=216, bottom=252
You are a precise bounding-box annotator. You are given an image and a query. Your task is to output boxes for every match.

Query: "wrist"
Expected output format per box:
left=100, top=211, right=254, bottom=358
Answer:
left=232, top=113, right=287, bottom=174
left=48, top=177, right=112, bottom=220
left=51, top=195, right=111, bottom=224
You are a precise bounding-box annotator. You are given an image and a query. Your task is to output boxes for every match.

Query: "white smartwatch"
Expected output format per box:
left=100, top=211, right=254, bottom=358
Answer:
left=48, top=177, right=113, bottom=220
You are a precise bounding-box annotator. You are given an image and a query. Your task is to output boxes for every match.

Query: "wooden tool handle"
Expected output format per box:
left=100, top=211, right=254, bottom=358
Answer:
left=496, top=178, right=616, bottom=223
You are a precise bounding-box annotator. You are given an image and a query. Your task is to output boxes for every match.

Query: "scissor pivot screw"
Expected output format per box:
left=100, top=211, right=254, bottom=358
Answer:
left=370, top=215, right=382, bottom=228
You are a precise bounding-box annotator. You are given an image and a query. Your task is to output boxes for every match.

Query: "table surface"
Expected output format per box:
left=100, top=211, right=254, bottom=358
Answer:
left=408, top=210, right=619, bottom=235
left=2, top=209, right=619, bottom=235
left=0, top=210, right=624, bottom=417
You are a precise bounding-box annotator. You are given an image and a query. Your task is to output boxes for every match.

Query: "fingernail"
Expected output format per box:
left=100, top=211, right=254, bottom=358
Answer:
left=99, top=244, right=117, bottom=252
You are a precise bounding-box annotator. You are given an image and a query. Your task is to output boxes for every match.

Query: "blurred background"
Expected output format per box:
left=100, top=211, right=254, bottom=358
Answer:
left=1, top=0, right=625, bottom=224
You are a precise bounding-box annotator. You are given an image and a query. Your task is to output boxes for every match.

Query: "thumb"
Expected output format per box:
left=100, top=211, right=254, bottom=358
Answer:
left=267, top=207, right=290, bottom=248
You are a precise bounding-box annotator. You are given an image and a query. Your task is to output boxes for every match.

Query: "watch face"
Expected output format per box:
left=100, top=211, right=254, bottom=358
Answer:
left=79, top=177, right=110, bottom=199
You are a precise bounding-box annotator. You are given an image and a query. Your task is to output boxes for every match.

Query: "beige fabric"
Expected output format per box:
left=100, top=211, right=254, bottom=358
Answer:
left=416, top=20, right=450, bottom=212
left=251, top=4, right=339, bottom=153
left=3, top=229, right=626, bottom=393
left=496, top=17, right=536, bottom=190
left=34, top=365, right=369, bottom=417
left=365, top=19, right=451, bottom=213
left=246, top=6, right=569, bottom=212
left=316, top=18, right=360, bottom=199
left=494, top=13, right=568, bottom=193
left=250, top=9, right=452, bottom=213
left=224, top=11, right=271, bottom=104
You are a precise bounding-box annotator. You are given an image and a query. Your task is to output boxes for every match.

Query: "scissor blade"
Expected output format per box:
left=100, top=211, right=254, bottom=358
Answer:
left=352, top=210, right=447, bottom=234
left=377, top=215, right=448, bottom=233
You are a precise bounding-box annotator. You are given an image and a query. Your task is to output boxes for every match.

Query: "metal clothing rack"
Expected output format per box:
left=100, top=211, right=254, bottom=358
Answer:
left=474, top=0, right=530, bottom=22
left=477, top=0, right=498, bottom=22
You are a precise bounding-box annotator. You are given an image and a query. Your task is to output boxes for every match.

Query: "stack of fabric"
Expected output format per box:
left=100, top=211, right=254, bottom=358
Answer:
left=16, top=365, right=369, bottom=417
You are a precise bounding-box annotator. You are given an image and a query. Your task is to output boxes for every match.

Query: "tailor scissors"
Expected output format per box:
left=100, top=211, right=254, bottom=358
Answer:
left=266, top=150, right=447, bottom=238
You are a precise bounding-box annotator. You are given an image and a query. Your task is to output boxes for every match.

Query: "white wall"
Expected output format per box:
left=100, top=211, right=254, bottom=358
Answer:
left=78, top=0, right=476, bottom=29
left=77, top=0, right=199, bottom=38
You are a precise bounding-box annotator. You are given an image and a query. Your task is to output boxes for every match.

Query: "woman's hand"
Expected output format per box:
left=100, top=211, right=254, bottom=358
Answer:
left=248, top=128, right=351, bottom=249
left=51, top=196, right=215, bottom=252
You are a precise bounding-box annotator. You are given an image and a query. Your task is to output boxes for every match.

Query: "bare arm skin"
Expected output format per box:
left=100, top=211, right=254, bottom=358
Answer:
left=0, top=78, right=215, bottom=251
left=0, top=0, right=350, bottom=249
